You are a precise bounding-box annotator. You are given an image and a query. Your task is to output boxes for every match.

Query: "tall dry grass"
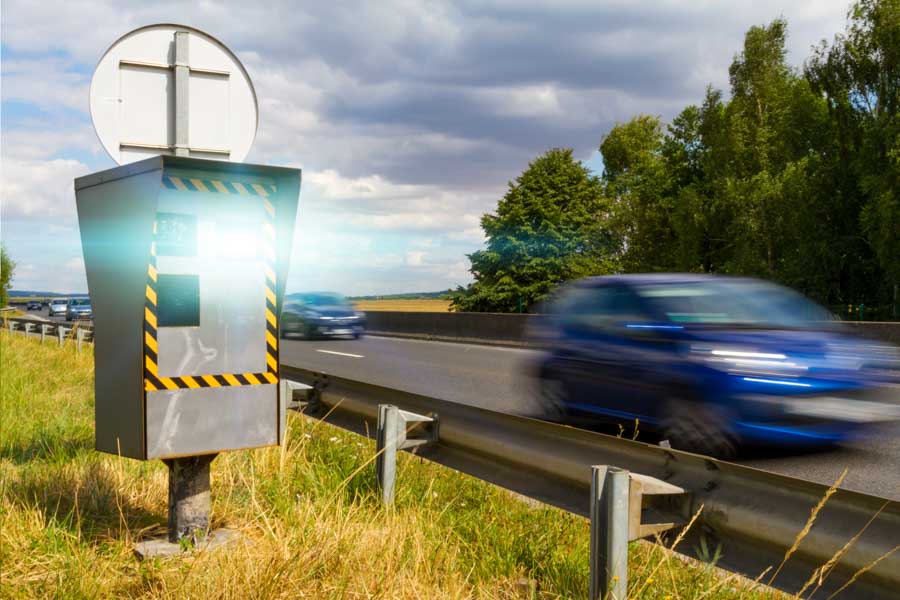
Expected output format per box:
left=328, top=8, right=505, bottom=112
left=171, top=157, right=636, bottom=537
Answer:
left=0, top=330, right=803, bottom=598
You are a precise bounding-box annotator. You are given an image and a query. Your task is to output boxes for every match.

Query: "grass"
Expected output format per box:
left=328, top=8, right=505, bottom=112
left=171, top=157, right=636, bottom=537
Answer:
left=0, top=330, right=796, bottom=599
left=354, top=299, right=453, bottom=312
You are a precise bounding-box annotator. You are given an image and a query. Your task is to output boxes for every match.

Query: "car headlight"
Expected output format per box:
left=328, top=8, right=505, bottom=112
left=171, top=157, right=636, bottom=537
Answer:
left=690, top=345, right=808, bottom=377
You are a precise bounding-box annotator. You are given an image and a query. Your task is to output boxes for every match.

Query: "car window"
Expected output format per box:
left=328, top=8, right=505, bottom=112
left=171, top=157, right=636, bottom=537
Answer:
left=293, top=293, right=347, bottom=307
left=557, top=285, right=646, bottom=331
left=635, top=280, right=833, bottom=327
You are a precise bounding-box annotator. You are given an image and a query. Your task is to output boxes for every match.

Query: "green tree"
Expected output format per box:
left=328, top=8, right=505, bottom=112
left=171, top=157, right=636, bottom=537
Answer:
left=451, top=148, right=619, bottom=312
left=807, top=0, right=900, bottom=300
left=600, top=115, right=677, bottom=273
left=1, top=244, right=15, bottom=308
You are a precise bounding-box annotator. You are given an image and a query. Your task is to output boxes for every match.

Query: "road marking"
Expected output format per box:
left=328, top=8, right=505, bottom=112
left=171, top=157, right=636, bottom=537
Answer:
left=316, top=349, right=364, bottom=358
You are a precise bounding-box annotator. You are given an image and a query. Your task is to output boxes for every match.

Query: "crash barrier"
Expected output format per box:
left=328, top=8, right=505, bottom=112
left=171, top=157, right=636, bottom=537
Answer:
left=364, top=311, right=900, bottom=346
left=3, top=316, right=94, bottom=349
left=363, top=310, right=538, bottom=345
left=281, top=364, right=899, bottom=600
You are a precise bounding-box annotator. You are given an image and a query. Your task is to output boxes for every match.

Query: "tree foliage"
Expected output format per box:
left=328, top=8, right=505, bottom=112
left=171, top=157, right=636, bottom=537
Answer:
left=450, top=148, right=618, bottom=312
left=456, top=1, right=899, bottom=314
left=1, top=244, right=15, bottom=308
left=807, top=0, right=900, bottom=290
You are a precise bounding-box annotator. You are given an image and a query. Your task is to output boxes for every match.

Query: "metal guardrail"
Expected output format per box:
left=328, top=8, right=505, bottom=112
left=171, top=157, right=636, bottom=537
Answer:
left=281, top=364, right=899, bottom=599
left=3, top=316, right=94, bottom=348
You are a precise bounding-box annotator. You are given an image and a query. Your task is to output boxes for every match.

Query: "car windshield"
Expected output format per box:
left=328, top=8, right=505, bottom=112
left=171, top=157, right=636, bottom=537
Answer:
left=635, top=280, right=834, bottom=328
left=51, top=300, right=67, bottom=305
left=69, top=299, right=91, bottom=306
left=295, top=293, right=348, bottom=307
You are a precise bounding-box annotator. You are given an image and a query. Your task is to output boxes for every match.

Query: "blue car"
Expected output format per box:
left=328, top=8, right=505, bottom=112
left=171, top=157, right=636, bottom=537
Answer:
left=531, top=274, right=900, bottom=457
left=281, top=292, right=366, bottom=339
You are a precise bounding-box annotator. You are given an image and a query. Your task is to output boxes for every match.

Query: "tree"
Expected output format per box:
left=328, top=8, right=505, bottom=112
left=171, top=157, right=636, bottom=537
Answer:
left=1, top=244, right=14, bottom=308
left=600, top=115, right=677, bottom=273
left=806, top=0, right=900, bottom=300
left=451, top=148, right=619, bottom=312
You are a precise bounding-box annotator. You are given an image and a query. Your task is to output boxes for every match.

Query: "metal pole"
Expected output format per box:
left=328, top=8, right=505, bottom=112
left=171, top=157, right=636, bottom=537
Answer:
left=165, top=454, right=216, bottom=544
left=376, top=404, right=400, bottom=506
left=173, top=31, right=190, bottom=157
left=590, top=466, right=630, bottom=600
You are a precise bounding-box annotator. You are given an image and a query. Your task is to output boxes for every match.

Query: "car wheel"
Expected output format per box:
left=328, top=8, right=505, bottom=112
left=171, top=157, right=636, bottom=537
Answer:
left=660, top=397, right=739, bottom=459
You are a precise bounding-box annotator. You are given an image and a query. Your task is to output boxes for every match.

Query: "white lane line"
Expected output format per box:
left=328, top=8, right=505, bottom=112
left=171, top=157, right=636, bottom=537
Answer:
left=315, top=349, right=365, bottom=358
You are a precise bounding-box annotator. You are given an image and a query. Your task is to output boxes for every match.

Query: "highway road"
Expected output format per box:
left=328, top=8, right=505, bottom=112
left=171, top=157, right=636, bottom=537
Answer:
left=281, top=334, right=900, bottom=500
left=23, top=306, right=91, bottom=326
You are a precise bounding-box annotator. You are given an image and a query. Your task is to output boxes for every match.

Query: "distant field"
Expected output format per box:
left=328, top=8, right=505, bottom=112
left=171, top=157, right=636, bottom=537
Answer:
left=354, top=299, right=452, bottom=312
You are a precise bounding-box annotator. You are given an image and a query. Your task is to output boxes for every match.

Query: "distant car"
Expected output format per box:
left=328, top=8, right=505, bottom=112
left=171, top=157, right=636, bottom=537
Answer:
left=65, top=298, right=93, bottom=321
left=48, top=299, right=68, bottom=317
left=529, top=274, right=900, bottom=457
left=281, top=292, right=366, bottom=339
left=26, top=301, right=41, bottom=311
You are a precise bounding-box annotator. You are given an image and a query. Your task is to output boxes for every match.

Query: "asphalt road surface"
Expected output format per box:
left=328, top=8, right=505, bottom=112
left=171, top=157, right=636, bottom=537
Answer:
left=281, top=334, right=900, bottom=500
left=23, top=306, right=92, bottom=325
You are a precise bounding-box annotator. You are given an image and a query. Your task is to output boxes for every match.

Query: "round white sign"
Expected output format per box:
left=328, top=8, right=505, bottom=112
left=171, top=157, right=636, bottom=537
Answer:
left=90, top=23, right=258, bottom=165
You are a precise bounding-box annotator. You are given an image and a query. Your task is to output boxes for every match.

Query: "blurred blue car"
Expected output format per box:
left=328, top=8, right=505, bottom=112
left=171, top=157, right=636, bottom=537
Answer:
left=281, top=292, right=366, bottom=339
left=531, top=274, right=900, bottom=457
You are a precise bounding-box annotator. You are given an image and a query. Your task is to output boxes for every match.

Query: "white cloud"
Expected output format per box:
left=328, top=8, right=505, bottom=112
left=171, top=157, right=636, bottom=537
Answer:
left=405, top=251, right=426, bottom=266
left=1, top=57, right=90, bottom=112
left=0, top=157, right=90, bottom=219
left=64, top=256, right=85, bottom=271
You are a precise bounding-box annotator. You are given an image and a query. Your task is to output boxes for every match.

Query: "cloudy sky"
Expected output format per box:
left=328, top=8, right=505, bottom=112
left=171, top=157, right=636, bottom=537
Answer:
left=1, top=1, right=848, bottom=295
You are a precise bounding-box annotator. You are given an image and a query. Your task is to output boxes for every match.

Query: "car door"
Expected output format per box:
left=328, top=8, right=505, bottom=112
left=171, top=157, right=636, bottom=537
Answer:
left=556, top=283, right=665, bottom=425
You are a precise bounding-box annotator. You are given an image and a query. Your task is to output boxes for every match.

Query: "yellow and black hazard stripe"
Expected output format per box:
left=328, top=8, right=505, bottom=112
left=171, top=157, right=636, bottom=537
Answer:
left=162, top=175, right=276, bottom=198
left=144, top=176, right=280, bottom=392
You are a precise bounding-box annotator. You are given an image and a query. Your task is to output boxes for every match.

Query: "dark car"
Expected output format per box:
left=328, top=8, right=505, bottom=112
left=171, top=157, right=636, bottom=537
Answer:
left=65, top=297, right=93, bottom=321
left=26, top=301, right=41, bottom=310
left=530, top=274, right=900, bottom=457
left=281, top=292, right=366, bottom=339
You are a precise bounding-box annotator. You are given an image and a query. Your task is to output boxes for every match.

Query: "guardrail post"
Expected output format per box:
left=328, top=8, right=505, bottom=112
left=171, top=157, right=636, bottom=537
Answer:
left=279, top=379, right=315, bottom=442
left=8, top=321, right=15, bottom=334
left=24, top=323, right=34, bottom=336
left=376, top=404, right=437, bottom=506
left=57, top=326, right=66, bottom=347
left=76, top=329, right=84, bottom=351
left=376, top=405, right=401, bottom=505
left=590, top=466, right=630, bottom=600
left=41, top=324, right=50, bottom=344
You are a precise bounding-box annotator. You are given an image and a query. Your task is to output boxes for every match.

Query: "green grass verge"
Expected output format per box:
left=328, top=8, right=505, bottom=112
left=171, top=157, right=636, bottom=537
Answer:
left=0, top=331, right=788, bottom=599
